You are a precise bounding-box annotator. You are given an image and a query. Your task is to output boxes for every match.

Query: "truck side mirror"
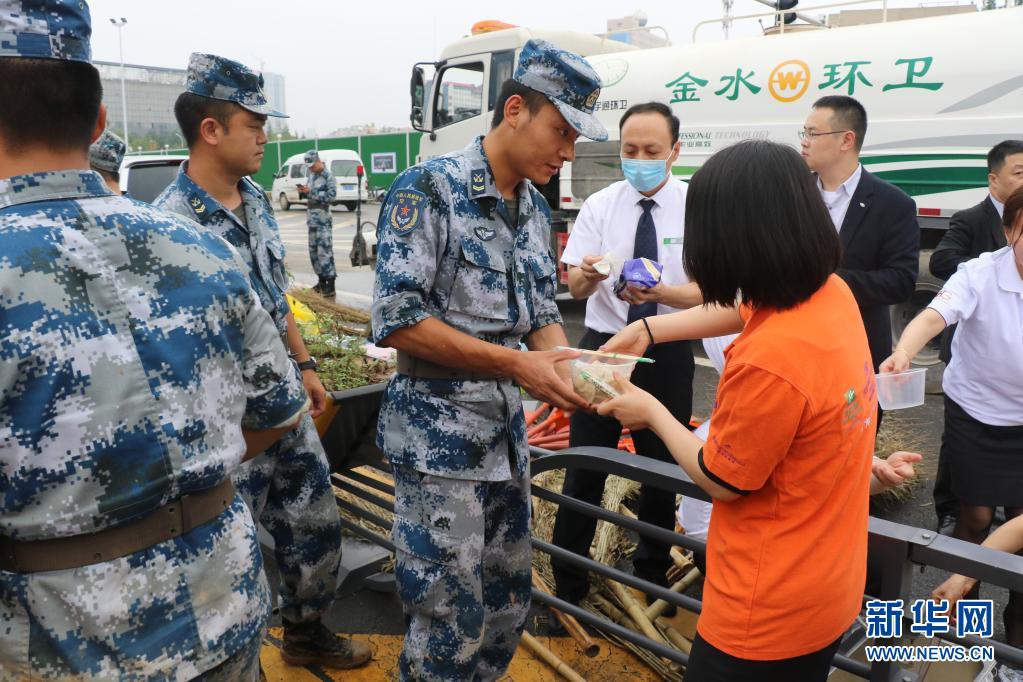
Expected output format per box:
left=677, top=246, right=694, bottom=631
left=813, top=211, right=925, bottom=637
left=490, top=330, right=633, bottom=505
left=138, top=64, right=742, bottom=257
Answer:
left=410, top=63, right=434, bottom=133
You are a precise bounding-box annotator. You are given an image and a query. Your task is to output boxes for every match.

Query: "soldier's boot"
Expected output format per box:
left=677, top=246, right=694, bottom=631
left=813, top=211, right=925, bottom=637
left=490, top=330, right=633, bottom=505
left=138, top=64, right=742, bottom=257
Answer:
left=311, top=276, right=323, bottom=294
left=280, top=619, right=372, bottom=669
left=320, top=277, right=336, bottom=297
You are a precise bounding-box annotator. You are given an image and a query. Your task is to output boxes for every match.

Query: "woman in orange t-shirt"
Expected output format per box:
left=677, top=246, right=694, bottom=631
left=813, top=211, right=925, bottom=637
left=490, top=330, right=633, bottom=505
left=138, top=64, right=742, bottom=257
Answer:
left=600, top=140, right=877, bottom=681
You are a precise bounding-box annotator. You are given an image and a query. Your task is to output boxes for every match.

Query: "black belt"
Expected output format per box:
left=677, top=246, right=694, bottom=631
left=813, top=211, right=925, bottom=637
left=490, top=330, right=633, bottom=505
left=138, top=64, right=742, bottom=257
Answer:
left=396, top=351, right=497, bottom=381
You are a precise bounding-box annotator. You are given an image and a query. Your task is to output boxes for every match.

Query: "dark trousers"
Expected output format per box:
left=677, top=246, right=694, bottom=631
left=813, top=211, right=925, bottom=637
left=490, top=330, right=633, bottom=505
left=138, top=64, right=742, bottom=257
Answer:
left=684, top=633, right=843, bottom=682
left=550, top=328, right=694, bottom=601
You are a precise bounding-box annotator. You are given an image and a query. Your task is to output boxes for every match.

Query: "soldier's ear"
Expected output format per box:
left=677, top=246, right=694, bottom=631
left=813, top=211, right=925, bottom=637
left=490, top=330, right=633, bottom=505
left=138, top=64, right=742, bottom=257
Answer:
left=90, top=105, right=108, bottom=145
left=503, top=94, right=525, bottom=131
left=198, top=117, right=222, bottom=147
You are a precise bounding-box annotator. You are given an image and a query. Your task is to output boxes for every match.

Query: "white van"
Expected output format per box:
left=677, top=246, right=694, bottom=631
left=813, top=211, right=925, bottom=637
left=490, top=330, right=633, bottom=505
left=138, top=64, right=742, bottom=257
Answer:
left=271, top=149, right=369, bottom=212
left=118, top=154, right=188, bottom=203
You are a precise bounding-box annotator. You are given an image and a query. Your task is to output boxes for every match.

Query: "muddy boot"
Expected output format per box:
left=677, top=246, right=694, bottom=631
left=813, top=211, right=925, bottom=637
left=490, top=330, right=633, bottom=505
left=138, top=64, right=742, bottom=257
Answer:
left=281, top=619, right=372, bottom=669
left=311, top=277, right=323, bottom=294
left=320, top=277, right=335, bottom=297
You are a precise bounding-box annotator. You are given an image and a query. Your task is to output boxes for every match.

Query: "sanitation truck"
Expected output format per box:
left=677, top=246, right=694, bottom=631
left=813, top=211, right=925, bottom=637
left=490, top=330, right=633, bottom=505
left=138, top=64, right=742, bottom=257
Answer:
left=408, top=5, right=1023, bottom=364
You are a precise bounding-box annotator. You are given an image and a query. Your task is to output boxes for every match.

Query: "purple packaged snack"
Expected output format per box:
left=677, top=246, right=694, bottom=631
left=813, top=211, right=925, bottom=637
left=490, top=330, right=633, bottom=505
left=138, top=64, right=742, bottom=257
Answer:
left=614, top=257, right=663, bottom=298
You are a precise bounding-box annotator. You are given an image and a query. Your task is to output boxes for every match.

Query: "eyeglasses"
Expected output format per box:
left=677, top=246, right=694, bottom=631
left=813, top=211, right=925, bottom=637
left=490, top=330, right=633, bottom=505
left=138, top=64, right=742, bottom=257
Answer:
left=798, top=129, right=849, bottom=141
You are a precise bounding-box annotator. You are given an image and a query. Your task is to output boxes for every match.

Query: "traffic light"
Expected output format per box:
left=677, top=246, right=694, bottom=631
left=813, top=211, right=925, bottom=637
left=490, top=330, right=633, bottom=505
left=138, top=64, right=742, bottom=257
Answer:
left=776, top=0, right=798, bottom=24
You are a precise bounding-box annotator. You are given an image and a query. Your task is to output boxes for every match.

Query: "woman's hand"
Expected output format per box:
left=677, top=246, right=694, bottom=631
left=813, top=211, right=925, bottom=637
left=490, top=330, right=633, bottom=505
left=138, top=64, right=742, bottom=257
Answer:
left=600, top=322, right=650, bottom=357
left=595, top=374, right=668, bottom=433
left=879, top=348, right=912, bottom=373
left=932, top=574, right=977, bottom=619
left=872, top=451, right=922, bottom=488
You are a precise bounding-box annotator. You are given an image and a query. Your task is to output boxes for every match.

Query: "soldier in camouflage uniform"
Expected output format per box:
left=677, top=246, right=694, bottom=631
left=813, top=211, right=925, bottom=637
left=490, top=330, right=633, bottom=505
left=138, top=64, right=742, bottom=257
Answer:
left=154, top=53, right=370, bottom=669
left=88, top=128, right=126, bottom=194
left=372, top=39, right=606, bottom=681
left=302, top=150, right=337, bottom=296
left=0, top=3, right=309, bottom=679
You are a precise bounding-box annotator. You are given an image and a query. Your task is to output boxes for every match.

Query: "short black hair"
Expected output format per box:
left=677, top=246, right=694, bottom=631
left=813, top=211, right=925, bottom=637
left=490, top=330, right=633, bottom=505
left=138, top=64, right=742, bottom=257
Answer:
left=812, top=95, right=868, bottom=151
left=0, top=58, right=102, bottom=154
left=684, top=140, right=841, bottom=310
left=491, top=79, right=548, bottom=129
left=174, top=92, right=242, bottom=148
left=988, top=140, right=1023, bottom=174
left=619, top=102, right=680, bottom=145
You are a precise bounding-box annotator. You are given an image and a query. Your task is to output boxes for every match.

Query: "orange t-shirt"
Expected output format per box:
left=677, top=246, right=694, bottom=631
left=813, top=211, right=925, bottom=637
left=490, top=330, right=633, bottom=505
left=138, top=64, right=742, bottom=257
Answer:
left=697, top=275, right=876, bottom=660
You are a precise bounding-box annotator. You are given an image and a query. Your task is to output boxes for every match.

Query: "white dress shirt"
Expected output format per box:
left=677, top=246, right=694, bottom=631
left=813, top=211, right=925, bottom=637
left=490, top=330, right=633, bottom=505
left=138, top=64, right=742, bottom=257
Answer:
left=561, top=178, right=689, bottom=334
left=817, top=163, right=863, bottom=232
left=929, top=246, right=1023, bottom=426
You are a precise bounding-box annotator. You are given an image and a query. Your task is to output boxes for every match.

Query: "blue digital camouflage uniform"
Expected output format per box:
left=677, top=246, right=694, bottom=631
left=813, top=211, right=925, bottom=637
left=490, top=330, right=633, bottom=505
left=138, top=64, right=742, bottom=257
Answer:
left=156, top=161, right=344, bottom=626
left=305, top=150, right=337, bottom=279
left=373, top=38, right=606, bottom=681
left=88, top=128, right=126, bottom=175
left=373, top=137, right=562, bottom=680
left=0, top=170, right=309, bottom=679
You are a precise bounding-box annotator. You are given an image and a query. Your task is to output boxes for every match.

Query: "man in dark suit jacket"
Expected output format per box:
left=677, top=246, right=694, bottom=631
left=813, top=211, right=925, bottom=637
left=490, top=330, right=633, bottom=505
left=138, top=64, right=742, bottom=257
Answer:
left=801, top=96, right=919, bottom=382
left=926, top=140, right=1023, bottom=533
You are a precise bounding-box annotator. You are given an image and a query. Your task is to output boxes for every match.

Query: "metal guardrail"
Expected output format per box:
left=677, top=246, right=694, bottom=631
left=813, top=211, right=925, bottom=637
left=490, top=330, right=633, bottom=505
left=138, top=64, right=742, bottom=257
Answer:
left=332, top=443, right=1023, bottom=681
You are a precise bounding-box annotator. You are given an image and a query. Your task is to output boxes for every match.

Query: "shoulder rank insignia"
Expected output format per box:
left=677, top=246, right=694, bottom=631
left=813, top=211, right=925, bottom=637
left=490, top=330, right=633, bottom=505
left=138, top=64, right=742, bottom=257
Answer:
left=388, top=188, right=426, bottom=236
left=470, top=168, right=487, bottom=198
left=474, top=225, right=496, bottom=241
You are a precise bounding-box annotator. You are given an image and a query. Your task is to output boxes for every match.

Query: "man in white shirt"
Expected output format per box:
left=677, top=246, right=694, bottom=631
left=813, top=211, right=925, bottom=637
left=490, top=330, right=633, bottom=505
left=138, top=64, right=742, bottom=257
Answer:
left=551, top=102, right=702, bottom=609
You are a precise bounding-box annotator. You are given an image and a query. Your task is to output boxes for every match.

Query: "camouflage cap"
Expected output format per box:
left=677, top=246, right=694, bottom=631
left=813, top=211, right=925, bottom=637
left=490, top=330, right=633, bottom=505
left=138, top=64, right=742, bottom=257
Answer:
left=512, top=39, right=607, bottom=142
left=88, top=128, right=126, bottom=173
left=185, top=52, right=287, bottom=118
left=0, top=0, right=92, bottom=62
left=303, top=150, right=319, bottom=164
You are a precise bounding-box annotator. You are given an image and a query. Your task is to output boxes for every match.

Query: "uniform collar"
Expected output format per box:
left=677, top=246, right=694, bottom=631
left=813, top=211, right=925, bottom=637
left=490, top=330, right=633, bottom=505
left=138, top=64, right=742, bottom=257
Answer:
left=997, top=246, right=1023, bottom=295
left=465, top=136, right=503, bottom=202
left=0, top=170, right=113, bottom=209
left=464, top=135, right=535, bottom=225
left=173, top=160, right=259, bottom=226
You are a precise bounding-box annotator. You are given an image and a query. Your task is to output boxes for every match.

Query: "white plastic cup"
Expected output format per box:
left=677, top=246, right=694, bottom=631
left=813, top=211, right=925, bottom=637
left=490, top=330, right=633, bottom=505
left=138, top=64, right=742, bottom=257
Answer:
left=875, top=368, right=927, bottom=410
left=570, top=351, right=639, bottom=404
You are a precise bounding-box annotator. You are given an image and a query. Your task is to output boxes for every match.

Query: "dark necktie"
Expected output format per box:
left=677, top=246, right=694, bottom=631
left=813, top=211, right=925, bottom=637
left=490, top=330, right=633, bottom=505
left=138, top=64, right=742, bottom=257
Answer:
left=627, top=198, right=658, bottom=324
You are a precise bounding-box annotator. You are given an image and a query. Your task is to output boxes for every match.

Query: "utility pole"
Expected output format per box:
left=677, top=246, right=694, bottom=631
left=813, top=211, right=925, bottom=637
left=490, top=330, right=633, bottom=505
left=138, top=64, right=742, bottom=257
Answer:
left=110, top=17, right=129, bottom=145
left=722, top=0, right=734, bottom=38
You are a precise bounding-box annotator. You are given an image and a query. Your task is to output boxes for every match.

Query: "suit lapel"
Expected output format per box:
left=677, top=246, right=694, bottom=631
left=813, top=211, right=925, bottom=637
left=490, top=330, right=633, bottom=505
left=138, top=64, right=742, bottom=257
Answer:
left=840, top=169, right=876, bottom=250
left=984, top=196, right=1006, bottom=248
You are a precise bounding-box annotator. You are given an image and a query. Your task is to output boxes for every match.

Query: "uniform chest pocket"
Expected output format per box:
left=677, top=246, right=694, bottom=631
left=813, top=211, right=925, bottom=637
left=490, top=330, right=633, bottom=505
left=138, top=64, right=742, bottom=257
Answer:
left=447, top=235, right=510, bottom=321
left=528, top=252, right=558, bottom=300
left=264, top=234, right=289, bottom=291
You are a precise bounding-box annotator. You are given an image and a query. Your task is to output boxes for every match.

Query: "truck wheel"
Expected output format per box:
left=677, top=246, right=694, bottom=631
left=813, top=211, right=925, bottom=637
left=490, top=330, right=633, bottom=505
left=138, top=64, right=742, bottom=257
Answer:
left=278, top=193, right=291, bottom=211
left=344, top=201, right=357, bottom=212
left=890, top=249, right=946, bottom=389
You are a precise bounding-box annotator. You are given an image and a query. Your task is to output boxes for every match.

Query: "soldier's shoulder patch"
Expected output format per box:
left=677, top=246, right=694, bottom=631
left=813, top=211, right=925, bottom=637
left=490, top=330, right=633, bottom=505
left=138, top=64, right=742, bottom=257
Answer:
left=388, top=188, right=427, bottom=236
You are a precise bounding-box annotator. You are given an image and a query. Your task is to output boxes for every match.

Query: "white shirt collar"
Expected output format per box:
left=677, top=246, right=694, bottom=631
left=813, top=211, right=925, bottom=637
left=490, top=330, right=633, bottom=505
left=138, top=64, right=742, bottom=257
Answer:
left=817, top=163, right=862, bottom=197
left=990, top=193, right=1005, bottom=219
left=627, top=178, right=675, bottom=207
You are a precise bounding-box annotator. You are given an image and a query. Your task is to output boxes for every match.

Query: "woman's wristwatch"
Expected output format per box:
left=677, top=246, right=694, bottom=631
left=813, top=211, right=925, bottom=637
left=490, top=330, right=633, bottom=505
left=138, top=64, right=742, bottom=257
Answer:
left=297, top=358, right=318, bottom=372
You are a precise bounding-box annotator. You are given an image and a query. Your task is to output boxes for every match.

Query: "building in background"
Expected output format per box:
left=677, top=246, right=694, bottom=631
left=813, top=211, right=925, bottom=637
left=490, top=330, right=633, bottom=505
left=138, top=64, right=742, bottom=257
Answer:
left=95, top=60, right=287, bottom=150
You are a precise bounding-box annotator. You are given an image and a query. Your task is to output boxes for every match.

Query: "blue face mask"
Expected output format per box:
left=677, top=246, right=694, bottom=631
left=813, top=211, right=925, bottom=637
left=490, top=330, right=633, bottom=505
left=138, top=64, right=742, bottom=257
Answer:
left=620, top=154, right=672, bottom=193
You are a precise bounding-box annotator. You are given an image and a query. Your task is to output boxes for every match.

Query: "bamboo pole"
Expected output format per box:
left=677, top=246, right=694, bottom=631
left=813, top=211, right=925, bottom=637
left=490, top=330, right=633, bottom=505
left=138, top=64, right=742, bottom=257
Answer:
left=520, top=631, right=587, bottom=682
left=607, top=579, right=670, bottom=647
left=661, top=623, right=693, bottom=655
left=532, top=571, right=600, bottom=657
left=644, top=567, right=702, bottom=621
